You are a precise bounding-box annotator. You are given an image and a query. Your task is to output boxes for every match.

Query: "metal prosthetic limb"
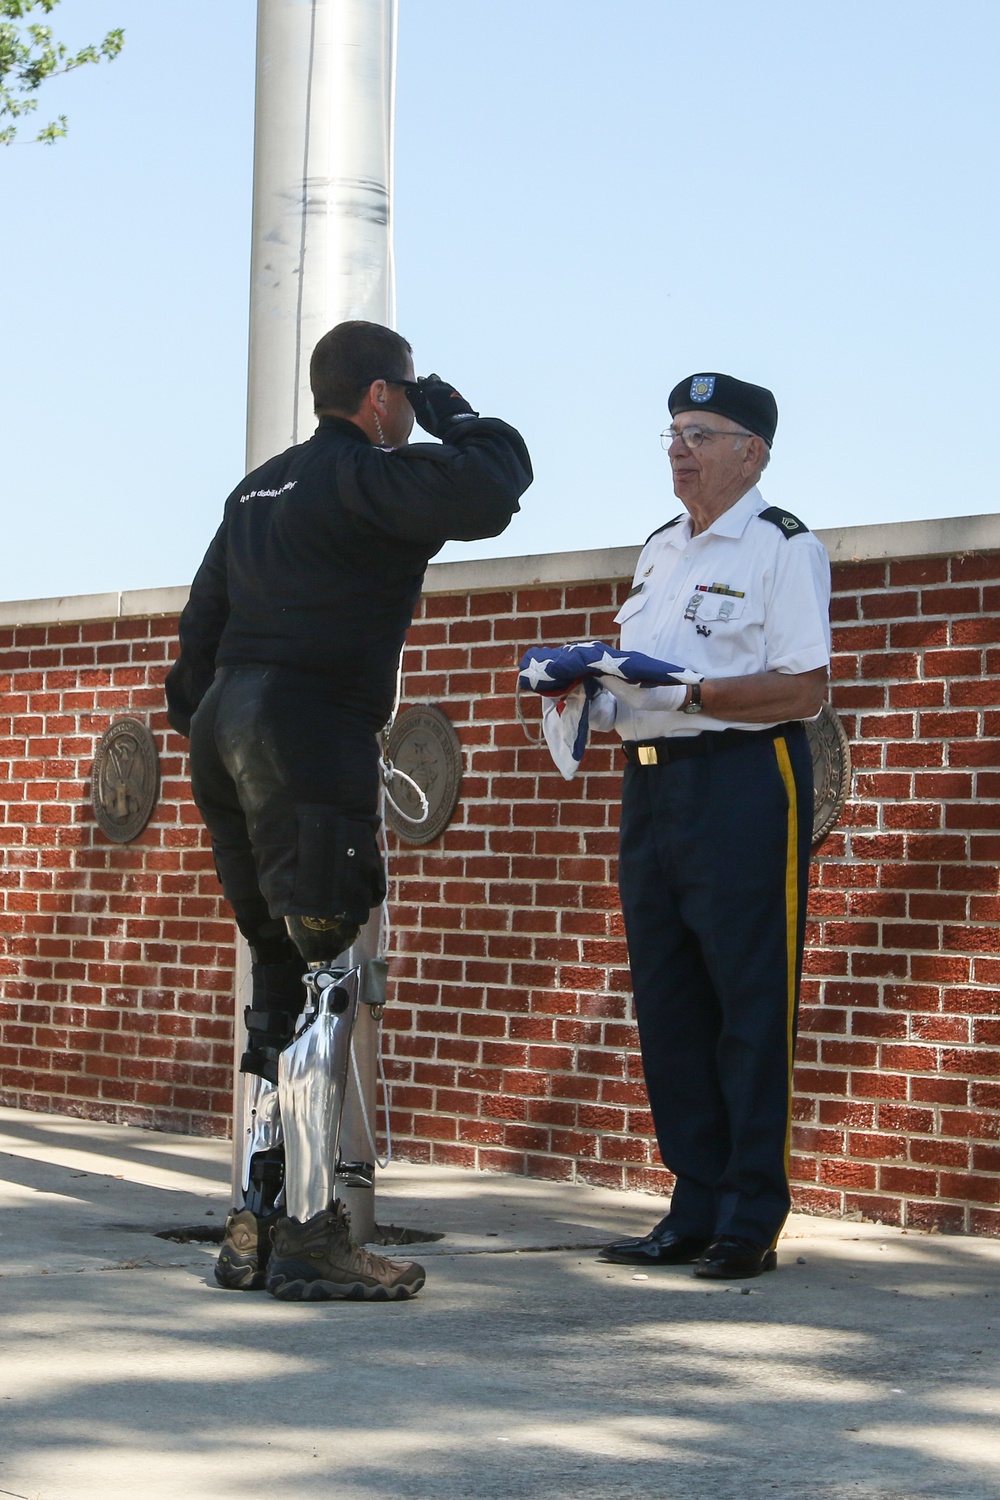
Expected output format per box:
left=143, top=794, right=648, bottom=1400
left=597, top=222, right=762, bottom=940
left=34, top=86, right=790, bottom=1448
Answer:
left=231, top=928, right=305, bottom=1218
left=337, top=920, right=388, bottom=1242
left=278, top=912, right=386, bottom=1233
left=230, top=910, right=387, bottom=1240
left=278, top=963, right=362, bottom=1223
left=237, top=1073, right=284, bottom=1216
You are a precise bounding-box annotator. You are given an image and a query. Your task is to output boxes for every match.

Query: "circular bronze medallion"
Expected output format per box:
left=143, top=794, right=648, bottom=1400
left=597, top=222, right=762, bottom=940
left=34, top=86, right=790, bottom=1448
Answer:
left=383, top=705, right=463, bottom=846
left=91, top=718, right=160, bottom=843
left=804, top=703, right=852, bottom=848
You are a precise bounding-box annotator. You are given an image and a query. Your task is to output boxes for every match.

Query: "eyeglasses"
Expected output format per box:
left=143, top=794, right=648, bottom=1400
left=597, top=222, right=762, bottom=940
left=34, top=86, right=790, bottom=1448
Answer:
left=660, top=424, right=752, bottom=451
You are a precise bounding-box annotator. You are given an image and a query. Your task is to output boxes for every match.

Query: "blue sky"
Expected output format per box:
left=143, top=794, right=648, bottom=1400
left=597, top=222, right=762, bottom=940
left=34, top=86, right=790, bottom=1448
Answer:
left=1, top=0, right=998, bottom=602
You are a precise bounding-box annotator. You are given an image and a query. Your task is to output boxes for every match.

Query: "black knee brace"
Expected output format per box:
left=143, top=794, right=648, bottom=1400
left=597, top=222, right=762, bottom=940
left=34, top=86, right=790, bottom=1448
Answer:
left=237, top=911, right=301, bottom=968
left=240, top=955, right=305, bottom=1085
left=234, top=913, right=308, bottom=1085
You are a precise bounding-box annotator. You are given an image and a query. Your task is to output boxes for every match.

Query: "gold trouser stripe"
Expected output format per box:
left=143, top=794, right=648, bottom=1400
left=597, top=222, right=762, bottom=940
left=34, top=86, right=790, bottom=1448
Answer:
left=772, top=735, right=799, bottom=1250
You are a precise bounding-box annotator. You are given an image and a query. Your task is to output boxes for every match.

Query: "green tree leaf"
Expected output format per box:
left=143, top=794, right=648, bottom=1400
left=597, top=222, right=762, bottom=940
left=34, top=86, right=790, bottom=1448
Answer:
left=1, top=0, right=124, bottom=144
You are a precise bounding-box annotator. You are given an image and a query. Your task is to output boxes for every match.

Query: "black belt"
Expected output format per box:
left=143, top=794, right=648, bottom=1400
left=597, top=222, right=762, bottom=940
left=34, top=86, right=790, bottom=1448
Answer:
left=621, top=722, right=802, bottom=766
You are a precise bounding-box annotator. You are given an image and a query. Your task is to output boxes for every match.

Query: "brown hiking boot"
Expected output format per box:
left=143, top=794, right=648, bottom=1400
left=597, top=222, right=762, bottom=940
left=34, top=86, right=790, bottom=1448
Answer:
left=214, top=1207, right=278, bottom=1290
left=265, top=1201, right=425, bottom=1302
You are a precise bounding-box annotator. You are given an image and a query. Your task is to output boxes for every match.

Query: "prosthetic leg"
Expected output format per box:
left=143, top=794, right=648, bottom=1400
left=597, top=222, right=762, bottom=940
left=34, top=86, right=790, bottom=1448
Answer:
left=278, top=915, right=366, bottom=1223
left=217, top=911, right=424, bottom=1300
left=215, top=918, right=304, bottom=1290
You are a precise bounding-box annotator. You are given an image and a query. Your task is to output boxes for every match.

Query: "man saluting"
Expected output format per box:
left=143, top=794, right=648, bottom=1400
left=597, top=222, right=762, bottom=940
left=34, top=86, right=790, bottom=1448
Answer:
left=167, top=321, right=531, bottom=1301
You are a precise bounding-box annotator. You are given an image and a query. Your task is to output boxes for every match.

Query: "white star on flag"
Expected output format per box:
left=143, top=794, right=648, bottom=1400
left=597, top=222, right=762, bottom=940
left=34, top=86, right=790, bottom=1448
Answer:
left=591, top=651, right=630, bottom=678
left=522, top=656, right=556, bottom=688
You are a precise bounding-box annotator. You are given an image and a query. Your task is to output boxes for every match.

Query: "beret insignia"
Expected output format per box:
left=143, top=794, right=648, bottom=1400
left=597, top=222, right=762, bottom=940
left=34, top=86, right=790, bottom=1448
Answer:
left=669, top=371, right=777, bottom=445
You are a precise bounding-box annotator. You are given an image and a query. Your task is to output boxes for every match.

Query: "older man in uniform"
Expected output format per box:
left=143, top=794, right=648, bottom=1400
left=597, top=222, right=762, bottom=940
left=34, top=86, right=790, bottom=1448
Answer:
left=599, top=373, right=831, bottom=1279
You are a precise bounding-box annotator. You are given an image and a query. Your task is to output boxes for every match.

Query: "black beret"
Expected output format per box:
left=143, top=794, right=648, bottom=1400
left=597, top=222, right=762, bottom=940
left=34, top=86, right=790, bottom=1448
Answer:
left=668, top=372, right=778, bottom=448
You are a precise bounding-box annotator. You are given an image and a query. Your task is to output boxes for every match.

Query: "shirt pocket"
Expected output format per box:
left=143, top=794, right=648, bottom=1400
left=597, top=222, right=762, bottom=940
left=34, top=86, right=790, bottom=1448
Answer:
left=689, top=593, right=746, bottom=624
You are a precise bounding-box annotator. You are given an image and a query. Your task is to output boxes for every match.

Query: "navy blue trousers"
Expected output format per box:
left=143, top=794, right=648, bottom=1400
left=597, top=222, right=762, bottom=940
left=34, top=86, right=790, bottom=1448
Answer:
left=618, top=724, right=813, bottom=1248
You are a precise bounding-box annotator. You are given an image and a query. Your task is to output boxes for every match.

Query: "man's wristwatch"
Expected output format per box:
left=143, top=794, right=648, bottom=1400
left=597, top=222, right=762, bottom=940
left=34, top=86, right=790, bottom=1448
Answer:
left=682, top=682, right=704, bottom=715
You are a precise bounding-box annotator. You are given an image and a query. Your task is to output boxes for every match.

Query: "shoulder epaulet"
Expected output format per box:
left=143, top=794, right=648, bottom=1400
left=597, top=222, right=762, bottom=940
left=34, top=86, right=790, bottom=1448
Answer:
left=645, top=514, right=684, bottom=543
left=757, top=505, right=810, bottom=539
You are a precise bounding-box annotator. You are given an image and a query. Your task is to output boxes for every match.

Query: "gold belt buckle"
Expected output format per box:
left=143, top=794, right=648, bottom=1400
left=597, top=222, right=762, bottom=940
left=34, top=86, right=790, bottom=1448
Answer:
left=637, top=744, right=658, bottom=766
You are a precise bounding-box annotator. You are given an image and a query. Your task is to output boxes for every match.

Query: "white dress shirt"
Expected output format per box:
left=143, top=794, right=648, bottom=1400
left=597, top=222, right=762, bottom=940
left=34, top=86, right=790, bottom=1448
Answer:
left=611, top=486, right=832, bottom=741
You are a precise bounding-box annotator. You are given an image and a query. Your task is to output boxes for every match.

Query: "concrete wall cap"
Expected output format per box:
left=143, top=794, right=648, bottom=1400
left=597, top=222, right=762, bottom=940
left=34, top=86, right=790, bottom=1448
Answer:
left=0, top=513, right=998, bottom=625
left=0, top=585, right=189, bottom=629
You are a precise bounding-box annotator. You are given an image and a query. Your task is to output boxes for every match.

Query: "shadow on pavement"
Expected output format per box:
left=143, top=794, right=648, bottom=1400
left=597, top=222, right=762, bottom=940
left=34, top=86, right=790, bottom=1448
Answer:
left=0, top=1109, right=997, bottom=1500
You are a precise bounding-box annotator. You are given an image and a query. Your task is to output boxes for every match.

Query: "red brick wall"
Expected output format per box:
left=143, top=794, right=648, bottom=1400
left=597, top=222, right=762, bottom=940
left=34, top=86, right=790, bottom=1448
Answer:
left=795, top=553, right=1000, bottom=1237
left=384, top=582, right=639, bottom=1187
left=0, top=616, right=235, bottom=1135
left=1, top=548, right=999, bottom=1235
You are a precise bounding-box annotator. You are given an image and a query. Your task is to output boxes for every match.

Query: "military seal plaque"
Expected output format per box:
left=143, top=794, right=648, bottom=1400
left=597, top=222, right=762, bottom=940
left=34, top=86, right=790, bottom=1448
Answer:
left=804, top=703, right=852, bottom=849
left=91, top=718, right=160, bottom=843
left=384, top=705, right=462, bottom=846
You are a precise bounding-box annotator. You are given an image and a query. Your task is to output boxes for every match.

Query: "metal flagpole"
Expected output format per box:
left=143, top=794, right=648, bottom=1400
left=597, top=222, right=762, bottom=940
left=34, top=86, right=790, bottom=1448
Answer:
left=232, top=0, right=398, bottom=1244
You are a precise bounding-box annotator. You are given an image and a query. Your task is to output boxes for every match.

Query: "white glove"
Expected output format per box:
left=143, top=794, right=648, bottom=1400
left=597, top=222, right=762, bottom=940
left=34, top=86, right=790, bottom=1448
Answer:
left=598, top=677, right=688, bottom=712
left=587, top=688, right=618, bottom=731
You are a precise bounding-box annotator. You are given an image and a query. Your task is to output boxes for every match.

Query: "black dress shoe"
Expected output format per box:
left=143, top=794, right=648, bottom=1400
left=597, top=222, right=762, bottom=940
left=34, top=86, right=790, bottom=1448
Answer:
left=599, top=1221, right=711, bottom=1266
left=693, top=1236, right=778, bottom=1280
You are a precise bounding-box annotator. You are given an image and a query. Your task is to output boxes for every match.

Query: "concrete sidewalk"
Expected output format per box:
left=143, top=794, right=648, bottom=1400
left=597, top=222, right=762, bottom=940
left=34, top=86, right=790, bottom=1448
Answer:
left=0, top=1104, right=997, bottom=1500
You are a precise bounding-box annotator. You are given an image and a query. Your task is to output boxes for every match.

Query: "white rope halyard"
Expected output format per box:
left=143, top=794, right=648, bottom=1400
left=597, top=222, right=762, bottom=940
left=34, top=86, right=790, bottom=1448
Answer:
left=346, top=654, right=424, bottom=1172
left=350, top=1025, right=393, bottom=1171
left=379, top=753, right=429, bottom=824
left=515, top=680, right=544, bottom=744
left=379, top=655, right=430, bottom=824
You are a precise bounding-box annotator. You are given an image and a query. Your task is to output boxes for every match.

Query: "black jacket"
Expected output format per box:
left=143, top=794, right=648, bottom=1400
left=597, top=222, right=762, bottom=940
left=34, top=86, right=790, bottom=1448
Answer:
left=165, top=415, right=532, bottom=735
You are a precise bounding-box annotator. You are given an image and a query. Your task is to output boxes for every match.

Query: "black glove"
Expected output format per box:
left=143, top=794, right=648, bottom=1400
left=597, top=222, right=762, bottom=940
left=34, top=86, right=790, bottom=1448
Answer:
left=404, top=374, right=479, bottom=438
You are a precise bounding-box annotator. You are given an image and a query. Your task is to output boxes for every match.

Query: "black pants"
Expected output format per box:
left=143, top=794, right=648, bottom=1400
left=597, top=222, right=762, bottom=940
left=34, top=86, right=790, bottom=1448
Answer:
left=618, top=723, right=813, bottom=1248
left=189, top=665, right=387, bottom=941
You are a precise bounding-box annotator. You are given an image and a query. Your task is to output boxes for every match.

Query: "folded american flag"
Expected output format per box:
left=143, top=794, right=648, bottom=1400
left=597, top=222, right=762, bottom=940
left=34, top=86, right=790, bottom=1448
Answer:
left=518, top=641, right=702, bottom=694
left=517, top=642, right=703, bottom=780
